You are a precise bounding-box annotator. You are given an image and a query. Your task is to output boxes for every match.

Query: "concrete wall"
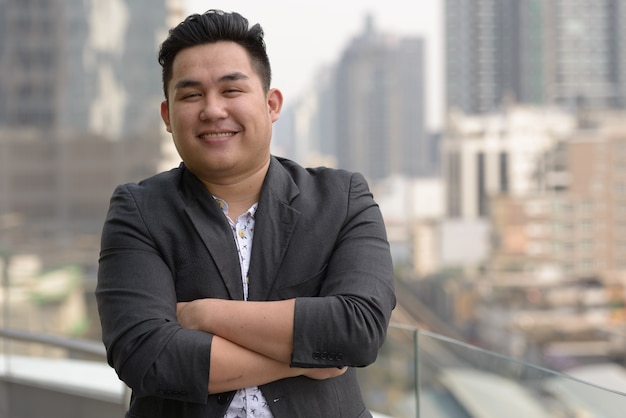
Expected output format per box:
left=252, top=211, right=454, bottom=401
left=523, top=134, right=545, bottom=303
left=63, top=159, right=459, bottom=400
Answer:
left=0, top=377, right=125, bottom=418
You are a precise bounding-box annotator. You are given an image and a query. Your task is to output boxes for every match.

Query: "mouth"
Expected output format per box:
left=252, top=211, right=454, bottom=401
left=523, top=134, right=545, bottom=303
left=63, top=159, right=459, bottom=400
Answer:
left=198, top=132, right=237, bottom=140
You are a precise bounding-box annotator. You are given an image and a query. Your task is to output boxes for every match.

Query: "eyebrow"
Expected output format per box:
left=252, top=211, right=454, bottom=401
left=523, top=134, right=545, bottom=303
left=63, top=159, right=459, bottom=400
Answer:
left=173, top=79, right=202, bottom=90
left=173, top=72, right=250, bottom=90
left=220, top=72, right=249, bottom=82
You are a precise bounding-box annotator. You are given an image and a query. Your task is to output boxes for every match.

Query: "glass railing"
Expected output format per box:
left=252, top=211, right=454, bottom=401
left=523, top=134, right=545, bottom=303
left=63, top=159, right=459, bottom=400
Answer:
left=0, top=327, right=128, bottom=417
left=2, top=324, right=626, bottom=417
left=357, top=323, right=626, bottom=418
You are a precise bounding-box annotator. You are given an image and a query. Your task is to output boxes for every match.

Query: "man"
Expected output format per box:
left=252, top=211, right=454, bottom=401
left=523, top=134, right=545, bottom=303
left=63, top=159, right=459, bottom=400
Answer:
left=96, top=9, right=396, bottom=418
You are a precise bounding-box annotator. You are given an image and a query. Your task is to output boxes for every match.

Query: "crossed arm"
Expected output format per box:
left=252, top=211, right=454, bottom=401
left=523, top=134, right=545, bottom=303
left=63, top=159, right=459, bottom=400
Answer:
left=176, top=298, right=346, bottom=393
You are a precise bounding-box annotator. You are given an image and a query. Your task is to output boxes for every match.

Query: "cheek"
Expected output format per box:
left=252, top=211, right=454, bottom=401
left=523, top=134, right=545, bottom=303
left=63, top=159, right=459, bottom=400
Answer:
left=169, top=108, right=195, bottom=131
left=246, top=104, right=275, bottom=130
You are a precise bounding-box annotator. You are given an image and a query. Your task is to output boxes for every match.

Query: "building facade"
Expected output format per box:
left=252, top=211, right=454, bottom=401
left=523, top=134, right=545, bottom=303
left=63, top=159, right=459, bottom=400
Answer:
left=442, top=106, right=577, bottom=220
left=0, top=0, right=183, bottom=138
left=334, top=16, right=431, bottom=180
left=445, top=0, right=626, bottom=114
left=277, top=15, right=434, bottom=181
left=0, top=0, right=183, bottom=265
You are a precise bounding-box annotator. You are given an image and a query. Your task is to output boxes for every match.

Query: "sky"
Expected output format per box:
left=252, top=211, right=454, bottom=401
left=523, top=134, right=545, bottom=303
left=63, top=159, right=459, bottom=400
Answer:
left=184, top=0, right=443, bottom=128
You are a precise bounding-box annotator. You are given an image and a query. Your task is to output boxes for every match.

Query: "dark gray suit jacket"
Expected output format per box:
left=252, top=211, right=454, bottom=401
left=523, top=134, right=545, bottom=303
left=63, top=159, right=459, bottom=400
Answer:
left=96, top=156, right=396, bottom=417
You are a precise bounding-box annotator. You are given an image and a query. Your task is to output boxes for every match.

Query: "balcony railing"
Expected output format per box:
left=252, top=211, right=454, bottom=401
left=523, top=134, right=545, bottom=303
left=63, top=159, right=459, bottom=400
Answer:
left=358, top=323, right=626, bottom=417
left=2, top=324, right=626, bottom=417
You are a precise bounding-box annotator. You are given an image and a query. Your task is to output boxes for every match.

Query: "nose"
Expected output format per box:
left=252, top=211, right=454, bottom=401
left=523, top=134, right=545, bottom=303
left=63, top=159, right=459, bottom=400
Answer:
left=200, top=95, right=227, bottom=121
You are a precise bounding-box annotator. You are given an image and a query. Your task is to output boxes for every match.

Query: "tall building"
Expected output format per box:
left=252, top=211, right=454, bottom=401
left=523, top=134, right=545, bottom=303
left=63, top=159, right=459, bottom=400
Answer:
left=0, top=0, right=182, bottom=139
left=274, top=16, right=434, bottom=181
left=334, top=16, right=431, bottom=180
left=446, top=0, right=626, bottom=114
left=273, top=66, right=338, bottom=169
left=0, top=0, right=183, bottom=264
left=561, top=120, right=626, bottom=275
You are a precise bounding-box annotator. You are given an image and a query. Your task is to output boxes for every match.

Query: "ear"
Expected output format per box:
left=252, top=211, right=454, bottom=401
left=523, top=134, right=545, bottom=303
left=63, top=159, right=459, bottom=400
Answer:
left=267, top=88, right=283, bottom=123
left=160, top=100, right=172, bottom=133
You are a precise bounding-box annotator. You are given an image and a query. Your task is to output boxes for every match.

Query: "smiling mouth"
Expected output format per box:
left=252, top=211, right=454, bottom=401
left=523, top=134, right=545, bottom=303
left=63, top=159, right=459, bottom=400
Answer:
left=199, top=132, right=236, bottom=140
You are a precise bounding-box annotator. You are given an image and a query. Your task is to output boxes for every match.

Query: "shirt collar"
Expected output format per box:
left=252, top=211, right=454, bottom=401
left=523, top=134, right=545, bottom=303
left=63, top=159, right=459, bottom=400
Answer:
left=212, top=196, right=258, bottom=219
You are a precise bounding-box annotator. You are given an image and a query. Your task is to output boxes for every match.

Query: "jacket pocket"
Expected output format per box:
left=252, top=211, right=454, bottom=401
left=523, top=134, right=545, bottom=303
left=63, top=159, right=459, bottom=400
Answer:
left=275, top=264, right=327, bottom=298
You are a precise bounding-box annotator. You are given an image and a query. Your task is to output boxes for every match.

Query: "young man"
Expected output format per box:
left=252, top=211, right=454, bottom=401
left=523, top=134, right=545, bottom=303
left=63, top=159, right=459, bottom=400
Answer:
left=96, top=10, right=396, bottom=417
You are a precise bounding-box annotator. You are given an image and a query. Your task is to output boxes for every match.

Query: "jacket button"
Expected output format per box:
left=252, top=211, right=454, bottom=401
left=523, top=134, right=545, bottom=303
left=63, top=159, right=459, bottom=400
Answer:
left=312, top=351, right=321, bottom=360
left=217, top=394, right=230, bottom=405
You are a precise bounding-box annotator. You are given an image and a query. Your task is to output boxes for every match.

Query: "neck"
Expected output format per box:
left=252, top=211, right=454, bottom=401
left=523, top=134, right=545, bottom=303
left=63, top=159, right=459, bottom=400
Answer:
left=200, top=159, right=270, bottom=219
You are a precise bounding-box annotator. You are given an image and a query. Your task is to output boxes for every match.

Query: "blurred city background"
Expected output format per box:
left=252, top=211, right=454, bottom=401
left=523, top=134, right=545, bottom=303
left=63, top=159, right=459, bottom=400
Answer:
left=2, top=0, right=626, bottom=417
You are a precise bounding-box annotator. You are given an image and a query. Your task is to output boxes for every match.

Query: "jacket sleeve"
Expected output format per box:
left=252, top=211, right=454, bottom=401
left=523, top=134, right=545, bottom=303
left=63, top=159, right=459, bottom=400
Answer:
left=291, top=172, right=396, bottom=368
left=96, top=184, right=213, bottom=404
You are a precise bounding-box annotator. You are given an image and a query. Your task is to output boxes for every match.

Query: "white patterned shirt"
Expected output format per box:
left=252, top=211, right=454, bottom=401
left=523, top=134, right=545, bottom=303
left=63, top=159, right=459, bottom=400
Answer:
left=214, top=198, right=274, bottom=418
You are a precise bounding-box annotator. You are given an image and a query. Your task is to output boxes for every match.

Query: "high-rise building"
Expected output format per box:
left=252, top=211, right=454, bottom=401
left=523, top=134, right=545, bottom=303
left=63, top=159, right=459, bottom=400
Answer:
left=0, top=0, right=182, bottom=139
left=275, top=15, right=434, bottom=181
left=445, top=0, right=626, bottom=114
left=334, top=16, right=431, bottom=180
left=0, top=0, right=183, bottom=263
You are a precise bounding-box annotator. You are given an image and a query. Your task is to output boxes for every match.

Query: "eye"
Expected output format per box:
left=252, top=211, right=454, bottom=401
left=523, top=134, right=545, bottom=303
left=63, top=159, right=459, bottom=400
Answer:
left=223, top=88, right=242, bottom=95
left=182, top=92, right=202, bottom=99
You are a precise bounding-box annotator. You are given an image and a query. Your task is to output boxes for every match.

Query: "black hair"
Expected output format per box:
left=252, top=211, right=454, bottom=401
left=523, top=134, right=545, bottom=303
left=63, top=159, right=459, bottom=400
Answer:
left=158, top=9, right=271, bottom=99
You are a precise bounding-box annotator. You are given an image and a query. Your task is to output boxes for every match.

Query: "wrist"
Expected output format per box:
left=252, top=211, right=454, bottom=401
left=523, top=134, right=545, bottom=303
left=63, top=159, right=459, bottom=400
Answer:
left=290, top=366, right=304, bottom=378
left=197, top=299, right=215, bottom=333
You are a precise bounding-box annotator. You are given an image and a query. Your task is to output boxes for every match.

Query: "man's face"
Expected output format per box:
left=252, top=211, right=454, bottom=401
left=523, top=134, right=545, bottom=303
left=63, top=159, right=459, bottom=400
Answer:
left=161, top=41, right=282, bottom=185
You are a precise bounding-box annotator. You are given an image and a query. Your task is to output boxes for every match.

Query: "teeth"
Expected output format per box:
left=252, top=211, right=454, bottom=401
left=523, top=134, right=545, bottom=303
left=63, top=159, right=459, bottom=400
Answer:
left=201, top=132, right=234, bottom=139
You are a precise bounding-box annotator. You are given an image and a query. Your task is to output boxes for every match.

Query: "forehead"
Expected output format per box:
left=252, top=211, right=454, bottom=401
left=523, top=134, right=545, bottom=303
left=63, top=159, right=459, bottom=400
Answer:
left=171, top=41, right=255, bottom=81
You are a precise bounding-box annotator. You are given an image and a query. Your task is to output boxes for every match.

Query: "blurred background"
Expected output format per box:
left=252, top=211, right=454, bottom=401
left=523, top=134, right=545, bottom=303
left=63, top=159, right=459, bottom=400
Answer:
left=2, top=0, right=626, bottom=416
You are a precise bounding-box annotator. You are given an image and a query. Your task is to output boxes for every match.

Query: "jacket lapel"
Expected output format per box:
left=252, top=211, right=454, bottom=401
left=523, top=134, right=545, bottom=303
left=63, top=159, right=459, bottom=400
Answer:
left=179, top=167, right=244, bottom=300
left=248, top=157, right=300, bottom=301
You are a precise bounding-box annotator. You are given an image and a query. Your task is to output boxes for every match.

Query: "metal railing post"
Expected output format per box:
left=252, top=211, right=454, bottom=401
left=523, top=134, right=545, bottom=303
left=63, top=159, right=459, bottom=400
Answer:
left=414, top=329, right=420, bottom=418
left=1, top=252, right=10, bottom=382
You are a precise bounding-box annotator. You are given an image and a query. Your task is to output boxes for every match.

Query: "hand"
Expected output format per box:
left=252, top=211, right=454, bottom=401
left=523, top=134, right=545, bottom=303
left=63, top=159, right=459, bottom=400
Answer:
left=301, top=366, right=348, bottom=380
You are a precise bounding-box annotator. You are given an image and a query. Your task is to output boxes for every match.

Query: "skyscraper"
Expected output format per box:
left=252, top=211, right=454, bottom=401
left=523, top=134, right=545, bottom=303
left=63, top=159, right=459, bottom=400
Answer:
left=0, top=0, right=183, bottom=262
left=0, top=0, right=182, bottom=139
left=273, top=15, right=435, bottom=181
left=333, top=15, right=431, bottom=180
left=446, top=0, right=626, bottom=114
